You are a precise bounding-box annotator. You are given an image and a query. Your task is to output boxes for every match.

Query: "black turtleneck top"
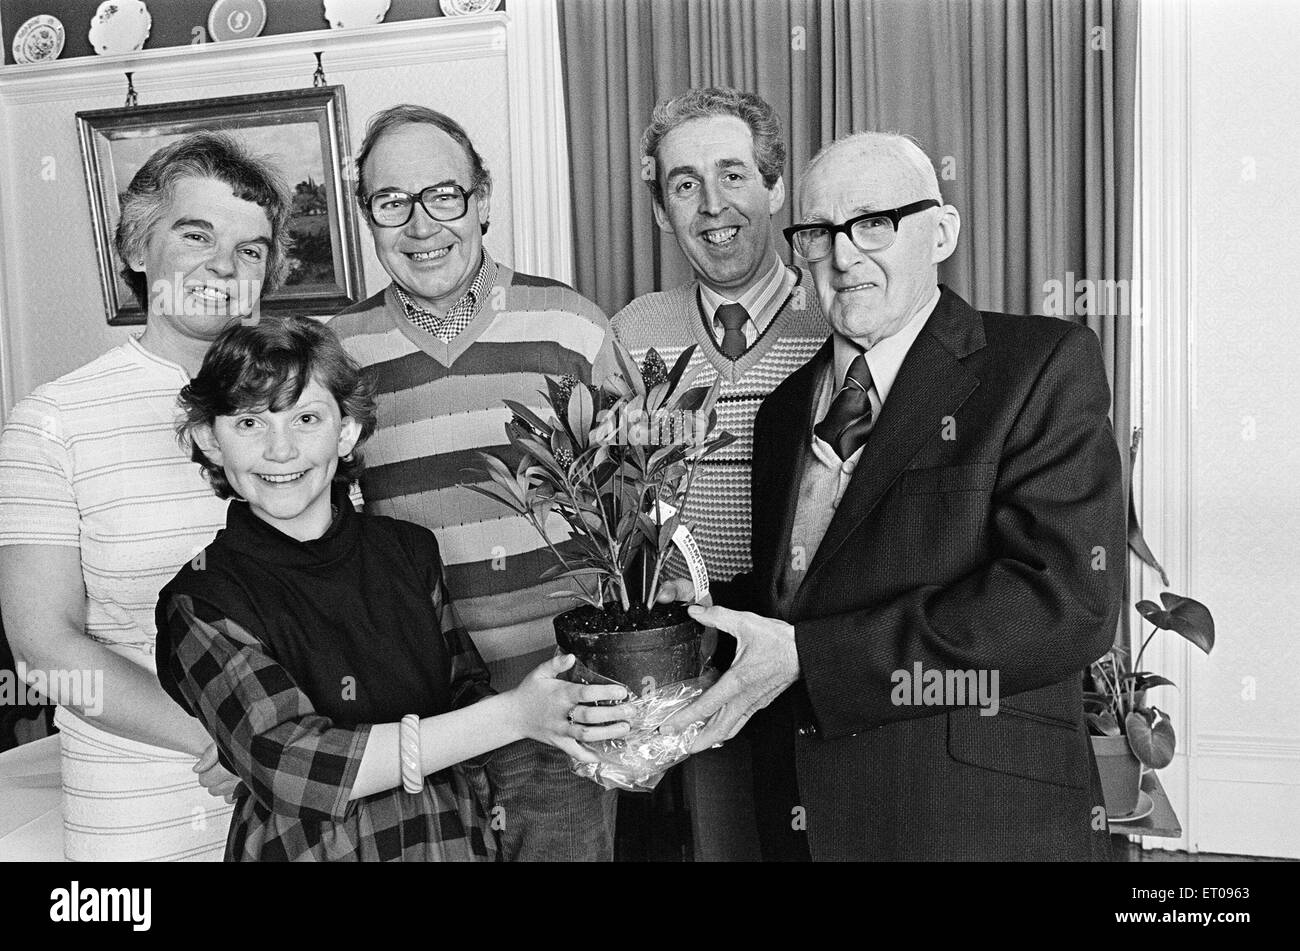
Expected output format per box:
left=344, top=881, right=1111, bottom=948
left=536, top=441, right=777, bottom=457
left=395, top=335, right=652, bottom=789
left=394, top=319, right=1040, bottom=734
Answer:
left=155, top=484, right=497, bottom=862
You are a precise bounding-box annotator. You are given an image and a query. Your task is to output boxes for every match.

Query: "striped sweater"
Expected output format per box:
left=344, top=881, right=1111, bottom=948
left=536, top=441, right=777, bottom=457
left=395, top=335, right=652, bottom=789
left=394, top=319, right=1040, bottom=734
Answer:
left=611, top=268, right=827, bottom=585
left=329, top=259, right=616, bottom=681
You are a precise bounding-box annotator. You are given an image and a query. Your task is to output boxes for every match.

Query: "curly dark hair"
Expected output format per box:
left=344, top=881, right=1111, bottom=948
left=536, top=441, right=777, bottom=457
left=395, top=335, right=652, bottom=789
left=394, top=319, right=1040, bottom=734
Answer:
left=177, top=315, right=377, bottom=500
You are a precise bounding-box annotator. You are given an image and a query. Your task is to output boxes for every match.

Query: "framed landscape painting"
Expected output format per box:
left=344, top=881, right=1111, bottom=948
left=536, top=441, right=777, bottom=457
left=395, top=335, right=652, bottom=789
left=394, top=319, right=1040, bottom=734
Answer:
left=77, top=85, right=365, bottom=325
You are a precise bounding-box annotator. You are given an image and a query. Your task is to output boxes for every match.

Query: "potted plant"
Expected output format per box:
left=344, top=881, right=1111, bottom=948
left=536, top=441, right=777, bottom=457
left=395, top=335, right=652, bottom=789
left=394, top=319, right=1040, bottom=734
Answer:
left=1085, top=592, right=1215, bottom=817
left=466, top=342, right=734, bottom=693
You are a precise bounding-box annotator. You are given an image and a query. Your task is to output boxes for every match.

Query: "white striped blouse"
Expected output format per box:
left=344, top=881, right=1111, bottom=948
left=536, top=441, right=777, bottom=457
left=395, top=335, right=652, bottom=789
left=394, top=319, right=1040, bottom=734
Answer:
left=0, top=335, right=233, bottom=861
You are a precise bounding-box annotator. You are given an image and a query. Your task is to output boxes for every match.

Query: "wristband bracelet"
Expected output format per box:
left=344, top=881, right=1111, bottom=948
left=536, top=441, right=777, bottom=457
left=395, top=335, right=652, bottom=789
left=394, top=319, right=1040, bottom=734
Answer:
left=399, top=714, right=422, bottom=794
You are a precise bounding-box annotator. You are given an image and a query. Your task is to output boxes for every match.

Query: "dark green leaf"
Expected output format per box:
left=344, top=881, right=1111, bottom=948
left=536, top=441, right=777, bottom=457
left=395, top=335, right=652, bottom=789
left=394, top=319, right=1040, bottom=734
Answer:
left=704, top=431, right=737, bottom=454
left=663, top=461, right=689, bottom=485
left=672, top=384, right=711, bottom=414
left=1120, top=673, right=1176, bottom=690
left=461, top=480, right=526, bottom=515
left=612, top=338, right=647, bottom=396
left=646, top=445, right=683, bottom=473
left=474, top=452, right=519, bottom=489
left=546, top=590, right=594, bottom=604
left=664, top=345, right=697, bottom=395
left=567, top=383, right=594, bottom=450
left=1087, top=711, right=1121, bottom=737
left=548, top=567, right=609, bottom=581
left=522, top=465, right=561, bottom=493
left=645, top=382, right=670, bottom=416
left=602, top=374, right=633, bottom=401
left=572, top=444, right=611, bottom=485
left=1128, top=487, right=1170, bottom=586
left=658, top=513, right=681, bottom=552
left=503, top=400, right=553, bottom=439
left=1135, top=593, right=1215, bottom=654
left=508, top=429, right=562, bottom=474
left=1082, top=696, right=1110, bottom=715
left=1125, top=707, right=1176, bottom=769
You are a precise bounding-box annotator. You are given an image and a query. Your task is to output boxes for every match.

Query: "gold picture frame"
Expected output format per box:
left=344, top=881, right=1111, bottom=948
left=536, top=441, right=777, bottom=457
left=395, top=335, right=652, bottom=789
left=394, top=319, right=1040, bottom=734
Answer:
left=76, top=84, right=365, bottom=325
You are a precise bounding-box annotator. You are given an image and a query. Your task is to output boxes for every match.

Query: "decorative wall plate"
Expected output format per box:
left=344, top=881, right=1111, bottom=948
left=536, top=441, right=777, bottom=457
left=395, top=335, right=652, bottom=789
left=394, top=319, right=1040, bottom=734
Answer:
left=89, top=1, right=152, bottom=56
left=207, top=0, right=267, bottom=42
left=322, top=0, right=391, bottom=30
left=439, top=0, right=502, bottom=15
left=12, top=15, right=66, bottom=64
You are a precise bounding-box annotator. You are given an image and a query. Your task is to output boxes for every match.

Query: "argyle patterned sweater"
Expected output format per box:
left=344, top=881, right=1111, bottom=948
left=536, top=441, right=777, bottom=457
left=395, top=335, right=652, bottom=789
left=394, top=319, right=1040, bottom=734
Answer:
left=611, top=268, right=827, bottom=590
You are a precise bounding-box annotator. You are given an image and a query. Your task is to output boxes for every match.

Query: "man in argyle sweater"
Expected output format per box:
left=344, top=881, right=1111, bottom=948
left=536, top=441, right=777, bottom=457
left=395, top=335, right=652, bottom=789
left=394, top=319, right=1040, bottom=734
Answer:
left=612, top=87, right=826, bottom=862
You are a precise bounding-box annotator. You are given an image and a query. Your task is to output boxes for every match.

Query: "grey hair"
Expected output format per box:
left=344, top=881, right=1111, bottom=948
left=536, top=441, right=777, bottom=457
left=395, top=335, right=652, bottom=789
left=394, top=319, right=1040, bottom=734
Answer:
left=641, top=86, right=786, bottom=205
left=114, top=130, right=293, bottom=309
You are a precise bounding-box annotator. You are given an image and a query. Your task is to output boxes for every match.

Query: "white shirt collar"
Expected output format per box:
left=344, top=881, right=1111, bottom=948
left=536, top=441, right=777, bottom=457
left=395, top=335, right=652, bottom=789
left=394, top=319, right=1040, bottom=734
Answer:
left=831, top=287, right=940, bottom=407
left=697, top=254, right=788, bottom=338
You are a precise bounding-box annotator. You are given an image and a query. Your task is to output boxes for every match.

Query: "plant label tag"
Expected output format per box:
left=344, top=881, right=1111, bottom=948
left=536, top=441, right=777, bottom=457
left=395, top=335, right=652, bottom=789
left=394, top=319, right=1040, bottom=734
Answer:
left=653, top=501, right=710, bottom=602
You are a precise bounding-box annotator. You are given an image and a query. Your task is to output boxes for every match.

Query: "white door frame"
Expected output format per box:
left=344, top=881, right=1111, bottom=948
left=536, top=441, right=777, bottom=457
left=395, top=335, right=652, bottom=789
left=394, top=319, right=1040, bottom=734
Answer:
left=1132, top=0, right=1195, bottom=852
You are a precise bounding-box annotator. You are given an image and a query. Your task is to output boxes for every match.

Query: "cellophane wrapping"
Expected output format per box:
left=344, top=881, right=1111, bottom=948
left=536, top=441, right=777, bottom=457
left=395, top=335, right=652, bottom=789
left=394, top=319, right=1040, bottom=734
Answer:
left=559, top=654, right=719, bottom=792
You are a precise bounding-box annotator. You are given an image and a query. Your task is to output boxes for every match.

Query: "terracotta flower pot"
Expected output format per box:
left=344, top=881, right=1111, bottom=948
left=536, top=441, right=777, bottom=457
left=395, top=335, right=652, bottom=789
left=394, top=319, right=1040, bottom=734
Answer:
left=1091, top=733, right=1143, bottom=818
left=554, top=603, right=703, bottom=692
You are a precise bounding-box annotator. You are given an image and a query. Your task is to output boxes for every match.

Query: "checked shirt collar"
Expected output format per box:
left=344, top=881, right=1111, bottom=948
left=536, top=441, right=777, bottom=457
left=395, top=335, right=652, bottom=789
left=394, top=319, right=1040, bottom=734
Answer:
left=394, top=253, right=494, bottom=343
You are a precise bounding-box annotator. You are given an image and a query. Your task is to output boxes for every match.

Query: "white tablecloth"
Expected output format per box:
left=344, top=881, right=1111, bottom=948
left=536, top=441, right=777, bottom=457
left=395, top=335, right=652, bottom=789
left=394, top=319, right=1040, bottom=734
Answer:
left=0, top=736, right=65, bottom=861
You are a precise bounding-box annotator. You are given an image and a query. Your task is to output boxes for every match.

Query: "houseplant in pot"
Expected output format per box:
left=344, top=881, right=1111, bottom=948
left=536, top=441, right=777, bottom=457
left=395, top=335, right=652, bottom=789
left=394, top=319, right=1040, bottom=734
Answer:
left=1085, top=592, right=1215, bottom=818
left=466, top=342, right=735, bottom=788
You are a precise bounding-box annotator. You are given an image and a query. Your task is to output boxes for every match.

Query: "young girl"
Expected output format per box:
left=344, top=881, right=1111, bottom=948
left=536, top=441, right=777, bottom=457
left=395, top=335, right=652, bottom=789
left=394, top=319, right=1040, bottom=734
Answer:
left=155, top=316, right=631, bottom=861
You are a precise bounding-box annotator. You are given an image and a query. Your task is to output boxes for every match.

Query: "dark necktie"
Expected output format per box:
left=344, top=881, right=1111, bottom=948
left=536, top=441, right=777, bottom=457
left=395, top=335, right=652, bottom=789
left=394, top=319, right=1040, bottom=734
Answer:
left=715, top=302, right=750, bottom=360
left=814, top=352, right=874, bottom=460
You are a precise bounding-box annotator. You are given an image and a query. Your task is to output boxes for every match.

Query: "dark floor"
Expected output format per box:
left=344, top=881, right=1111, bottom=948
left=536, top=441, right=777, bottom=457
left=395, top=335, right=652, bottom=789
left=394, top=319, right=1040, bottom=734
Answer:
left=614, top=770, right=1293, bottom=862
left=1115, top=841, right=1292, bottom=862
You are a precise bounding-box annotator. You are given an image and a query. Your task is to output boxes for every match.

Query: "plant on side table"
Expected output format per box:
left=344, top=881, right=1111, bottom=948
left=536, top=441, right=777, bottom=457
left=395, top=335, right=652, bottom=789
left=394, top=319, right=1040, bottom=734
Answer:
left=1085, top=428, right=1219, bottom=822
left=1086, top=593, right=1216, bottom=819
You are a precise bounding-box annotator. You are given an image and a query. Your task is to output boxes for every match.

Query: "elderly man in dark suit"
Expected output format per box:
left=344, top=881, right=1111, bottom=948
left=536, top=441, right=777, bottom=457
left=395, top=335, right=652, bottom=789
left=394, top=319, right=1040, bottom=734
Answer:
left=661, top=131, right=1125, bottom=861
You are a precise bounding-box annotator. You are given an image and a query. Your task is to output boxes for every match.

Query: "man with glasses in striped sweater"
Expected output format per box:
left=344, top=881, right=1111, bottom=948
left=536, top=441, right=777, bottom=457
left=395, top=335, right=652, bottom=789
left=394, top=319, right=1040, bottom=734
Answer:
left=330, top=105, right=619, bottom=862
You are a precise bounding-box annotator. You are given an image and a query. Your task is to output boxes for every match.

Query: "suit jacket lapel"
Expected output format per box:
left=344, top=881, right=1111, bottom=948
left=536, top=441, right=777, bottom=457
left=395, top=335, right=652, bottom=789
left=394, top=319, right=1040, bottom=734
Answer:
left=797, top=288, right=987, bottom=605
left=755, top=339, right=831, bottom=609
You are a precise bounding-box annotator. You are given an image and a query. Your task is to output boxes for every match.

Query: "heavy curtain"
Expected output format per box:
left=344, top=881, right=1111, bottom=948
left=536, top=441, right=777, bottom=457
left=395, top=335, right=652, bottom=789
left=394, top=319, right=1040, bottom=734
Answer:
left=557, top=0, right=1137, bottom=639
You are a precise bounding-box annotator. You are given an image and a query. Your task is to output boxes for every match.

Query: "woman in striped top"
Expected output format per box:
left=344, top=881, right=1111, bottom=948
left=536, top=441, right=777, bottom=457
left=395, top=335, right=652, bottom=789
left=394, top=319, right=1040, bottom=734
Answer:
left=0, top=132, right=293, bottom=861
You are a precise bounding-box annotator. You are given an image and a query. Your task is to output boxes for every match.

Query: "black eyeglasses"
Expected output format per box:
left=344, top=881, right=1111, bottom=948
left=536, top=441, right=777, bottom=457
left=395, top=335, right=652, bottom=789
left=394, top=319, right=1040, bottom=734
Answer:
left=364, top=183, right=479, bottom=228
left=783, top=199, right=940, bottom=261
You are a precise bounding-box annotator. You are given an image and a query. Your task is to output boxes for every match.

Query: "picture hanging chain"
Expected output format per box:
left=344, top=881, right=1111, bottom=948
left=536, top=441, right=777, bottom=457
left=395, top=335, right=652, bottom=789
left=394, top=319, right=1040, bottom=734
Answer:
left=313, top=52, right=327, bottom=87
left=123, top=72, right=138, bottom=109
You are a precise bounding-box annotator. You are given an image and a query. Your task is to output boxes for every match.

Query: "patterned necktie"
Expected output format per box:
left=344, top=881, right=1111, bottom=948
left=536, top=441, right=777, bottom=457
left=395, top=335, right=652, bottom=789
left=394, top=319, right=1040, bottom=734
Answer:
left=715, top=302, right=750, bottom=360
left=814, top=352, right=874, bottom=460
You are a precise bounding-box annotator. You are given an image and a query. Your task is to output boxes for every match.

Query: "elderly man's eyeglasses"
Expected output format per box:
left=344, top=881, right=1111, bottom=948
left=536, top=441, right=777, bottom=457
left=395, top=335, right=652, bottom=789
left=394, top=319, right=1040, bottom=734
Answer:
left=364, top=183, right=478, bottom=228
left=783, top=199, right=940, bottom=261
